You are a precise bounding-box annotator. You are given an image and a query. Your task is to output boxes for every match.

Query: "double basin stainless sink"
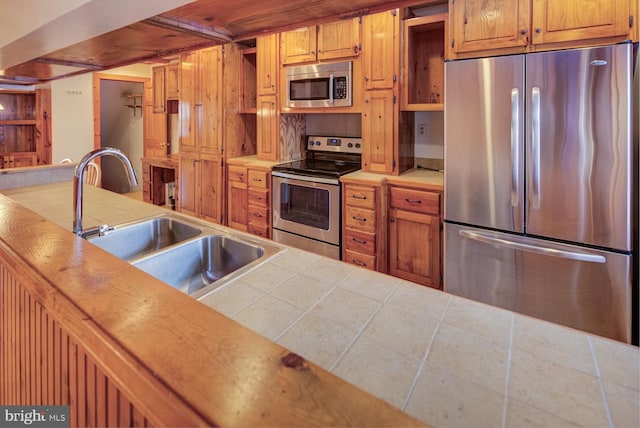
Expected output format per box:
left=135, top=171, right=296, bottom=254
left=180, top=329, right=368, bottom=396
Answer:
left=86, top=215, right=282, bottom=299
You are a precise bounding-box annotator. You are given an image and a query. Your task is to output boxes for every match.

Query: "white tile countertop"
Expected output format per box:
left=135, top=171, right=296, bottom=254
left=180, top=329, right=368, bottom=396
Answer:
left=3, top=181, right=639, bottom=428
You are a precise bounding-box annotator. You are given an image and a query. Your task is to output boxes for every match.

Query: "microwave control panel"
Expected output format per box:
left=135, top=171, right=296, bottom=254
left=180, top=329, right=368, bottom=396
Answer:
left=334, top=76, right=348, bottom=100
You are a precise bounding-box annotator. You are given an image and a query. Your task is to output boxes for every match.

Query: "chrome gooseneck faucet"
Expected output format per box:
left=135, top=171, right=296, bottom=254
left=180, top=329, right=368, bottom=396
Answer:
left=73, top=147, right=138, bottom=237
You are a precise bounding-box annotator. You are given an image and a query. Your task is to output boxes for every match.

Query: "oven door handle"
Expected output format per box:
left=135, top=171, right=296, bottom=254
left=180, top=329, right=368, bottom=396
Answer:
left=271, top=171, right=340, bottom=186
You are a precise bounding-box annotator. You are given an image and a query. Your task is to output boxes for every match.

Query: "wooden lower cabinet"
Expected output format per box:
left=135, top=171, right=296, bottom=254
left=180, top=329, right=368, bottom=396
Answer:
left=387, top=185, right=442, bottom=289
left=179, top=153, right=223, bottom=223
left=227, top=164, right=248, bottom=231
left=247, top=168, right=271, bottom=239
left=226, top=164, right=272, bottom=238
left=342, top=183, right=385, bottom=272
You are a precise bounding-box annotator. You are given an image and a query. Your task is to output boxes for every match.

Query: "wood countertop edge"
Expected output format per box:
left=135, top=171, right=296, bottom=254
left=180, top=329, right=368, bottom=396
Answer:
left=0, top=193, right=428, bottom=427
left=342, top=170, right=444, bottom=191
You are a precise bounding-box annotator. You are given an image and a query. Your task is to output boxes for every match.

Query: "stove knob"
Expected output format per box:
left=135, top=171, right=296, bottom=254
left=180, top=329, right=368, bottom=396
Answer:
left=315, top=141, right=322, bottom=146
left=308, top=140, right=314, bottom=146
left=347, top=143, right=354, bottom=148
left=355, top=143, right=361, bottom=149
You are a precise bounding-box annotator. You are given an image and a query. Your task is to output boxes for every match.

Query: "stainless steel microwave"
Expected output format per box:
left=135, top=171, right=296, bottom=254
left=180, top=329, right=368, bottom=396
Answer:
left=285, top=61, right=352, bottom=108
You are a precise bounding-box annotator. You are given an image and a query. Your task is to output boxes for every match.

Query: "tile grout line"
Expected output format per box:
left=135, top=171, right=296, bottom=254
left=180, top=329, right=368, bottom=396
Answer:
left=501, top=312, right=515, bottom=428
left=588, top=336, right=615, bottom=428
left=327, top=272, right=399, bottom=373
left=400, top=293, right=452, bottom=411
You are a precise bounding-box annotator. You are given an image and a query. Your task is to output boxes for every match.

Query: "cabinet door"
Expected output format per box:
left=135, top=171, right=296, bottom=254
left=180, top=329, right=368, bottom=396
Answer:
left=450, top=0, right=529, bottom=53
left=388, top=207, right=441, bottom=288
left=257, top=95, right=279, bottom=161
left=152, top=66, right=166, bottom=113
left=362, top=89, right=396, bottom=174
left=179, top=50, right=199, bottom=152
left=166, top=63, right=179, bottom=99
left=317, top=19, right=360, bottom=61
left=532, top=0, right=630, bottom=45
left=143, top=81, right=168, bottom=159
left=257, top=34, right=279, bottom=95
left=281, top=27, right=317, bottom=65
left=179, top=154, right=198, bottom=217
left=199, top=46, right=223, bottom=155
left=227, top=165, right=248, bottom=230
left=199, top=155, right=223, bottom=223
left=362, top=10, right=399, bottom=90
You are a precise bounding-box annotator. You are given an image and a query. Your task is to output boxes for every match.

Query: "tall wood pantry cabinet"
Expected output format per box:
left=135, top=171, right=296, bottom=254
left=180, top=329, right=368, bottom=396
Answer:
left=361, top=9, right=413, bottom=175
left=178, top=46, right=224, bottom=223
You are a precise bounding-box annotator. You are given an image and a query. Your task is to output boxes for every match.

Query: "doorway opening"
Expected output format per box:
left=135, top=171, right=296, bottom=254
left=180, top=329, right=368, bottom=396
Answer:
left=92, top=73, right=149, bottom=194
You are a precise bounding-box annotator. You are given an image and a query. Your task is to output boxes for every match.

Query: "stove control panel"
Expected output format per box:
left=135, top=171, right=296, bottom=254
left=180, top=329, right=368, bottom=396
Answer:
left=307, top=136, right=362, bottom=154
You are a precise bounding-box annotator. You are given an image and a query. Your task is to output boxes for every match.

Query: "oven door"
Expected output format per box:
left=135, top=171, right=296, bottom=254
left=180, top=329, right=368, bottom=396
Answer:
left=272, top=173, right=341, bottom=245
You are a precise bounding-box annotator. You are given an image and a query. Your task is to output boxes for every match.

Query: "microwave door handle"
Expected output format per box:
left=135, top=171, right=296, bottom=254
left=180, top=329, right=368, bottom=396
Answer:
left=329, top=74, right=335, bottom=104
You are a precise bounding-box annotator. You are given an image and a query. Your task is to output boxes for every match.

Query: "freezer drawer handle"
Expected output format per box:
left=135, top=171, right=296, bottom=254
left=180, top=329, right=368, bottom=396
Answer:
left=459, top=230, right=606, bottom=263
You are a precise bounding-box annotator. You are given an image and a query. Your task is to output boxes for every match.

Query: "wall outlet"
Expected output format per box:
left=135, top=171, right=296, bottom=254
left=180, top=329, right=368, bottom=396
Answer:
left=417, top=123, right=426, bottom=136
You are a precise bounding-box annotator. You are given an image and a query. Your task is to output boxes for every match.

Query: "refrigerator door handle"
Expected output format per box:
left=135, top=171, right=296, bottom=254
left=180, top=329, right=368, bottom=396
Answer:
left=459, top=229, right=607, bottom=263
left=510, top=88, right=520, bottom=207
left=531, top=87, right=541, bottom=209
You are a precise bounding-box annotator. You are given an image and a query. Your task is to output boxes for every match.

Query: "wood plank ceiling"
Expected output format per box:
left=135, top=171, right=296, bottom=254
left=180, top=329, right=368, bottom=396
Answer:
left=0, top=0, right=436, bottom=85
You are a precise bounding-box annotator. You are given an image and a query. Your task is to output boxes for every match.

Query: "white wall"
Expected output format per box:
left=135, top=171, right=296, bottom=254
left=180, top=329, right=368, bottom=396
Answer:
left=51, top=64, right=153, bottom=163
left=414, top=111, right=444, bottom=159
left=51, top=73, right=95, bottom=163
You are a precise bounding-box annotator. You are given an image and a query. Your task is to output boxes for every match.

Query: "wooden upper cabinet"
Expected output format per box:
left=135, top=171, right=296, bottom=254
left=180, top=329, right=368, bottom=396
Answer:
left=199, top=46, right=223, bottom=155
left=144, top=81, right=168, bottom=159
left=152, top=66, right=166, bottom=113
left=531, top=0, right=631, bottom=45
left=179, top=46, right=223, bottom=155
left=362, top=88, right=396, bottom=174
left=363, top=10, right=399, bottom=90
left=451, top=0, right=633, bottom=56
left=281, top=19, right=361, bottom=65
left=179, top=50, right=199, bottom=152
left=256, top=95, right=279, bottom=161
left=166, top=63, right=179, bottom=100
left=450, top=0, right=529, bottom=54
left=257, top=34, right=279, bottom=95
left=281, top=27, right=318, bottom=65
left=317, top=19, right=361, bottom=61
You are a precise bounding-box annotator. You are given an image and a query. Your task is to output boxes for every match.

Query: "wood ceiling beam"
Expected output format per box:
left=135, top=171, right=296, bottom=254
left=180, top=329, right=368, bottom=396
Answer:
left=143, top=16, right=232, bottom=44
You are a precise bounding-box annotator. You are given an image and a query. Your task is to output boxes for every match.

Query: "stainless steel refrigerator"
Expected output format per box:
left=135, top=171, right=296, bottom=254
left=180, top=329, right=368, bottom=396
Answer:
left=443, top=43, right=637, bottom=344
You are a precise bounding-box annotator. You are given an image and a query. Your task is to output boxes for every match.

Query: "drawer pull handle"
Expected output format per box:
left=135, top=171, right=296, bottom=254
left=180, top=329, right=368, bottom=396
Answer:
left=252, top=177, right=262, bottom=182
left=352, top=237, right=367, bottom=244
left=352, top=194, right=367, bottom=200
left=252, top=213, right=263, bottom=218
left=405, top=198, right=422, bottom=204
left=251, top=195, right=263, bottom=200
left=352, top=215, right=367, bottom=222
left=352, top=259, right=366, bottom=267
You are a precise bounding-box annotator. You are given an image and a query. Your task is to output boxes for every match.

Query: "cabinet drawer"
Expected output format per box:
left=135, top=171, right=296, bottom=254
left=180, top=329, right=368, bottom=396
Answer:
left=228, top=166, right=247, bottom=183
left=248, top=222, right=270, bottom=238
left=389, top=187, right=440, bottom=215
left=344, top=250, right=376, bottom=271
left=345, top=206, right=375, bottom=233
left=248, top=170, right=269, bottom=189
left=248, top=205, right=269, bottom=226
left=344, top=229, right=376, bottom=254
left=344, top=185, right=375, bottom=209
left=248, top=188, right=269, bottom=208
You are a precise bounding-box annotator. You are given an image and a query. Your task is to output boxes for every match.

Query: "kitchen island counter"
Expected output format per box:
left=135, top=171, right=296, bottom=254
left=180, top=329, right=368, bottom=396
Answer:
left=2, top=182, right=638, bottom=428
